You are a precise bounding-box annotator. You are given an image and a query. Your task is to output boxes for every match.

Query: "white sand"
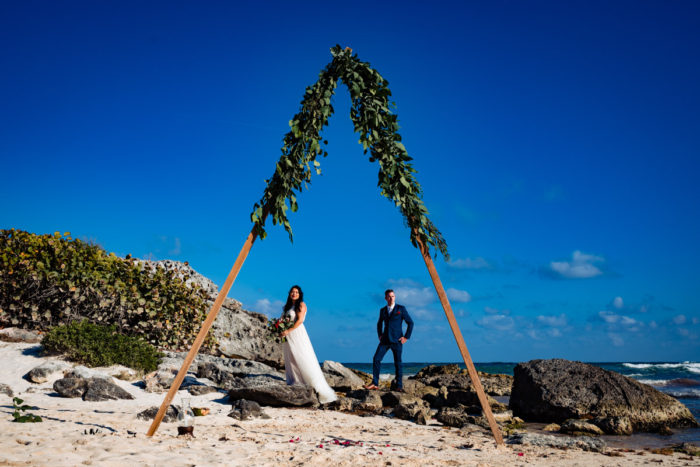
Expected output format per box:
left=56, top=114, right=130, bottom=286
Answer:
left=0, top=341, right=693, bottom=466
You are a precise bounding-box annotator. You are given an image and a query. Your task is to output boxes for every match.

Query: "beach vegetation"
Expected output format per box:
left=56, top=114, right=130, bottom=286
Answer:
left=0, top=229, right=214, bottom=351
left=12, top=397, right=42, bottom=423
left=41, top=320, right=162, bottom=372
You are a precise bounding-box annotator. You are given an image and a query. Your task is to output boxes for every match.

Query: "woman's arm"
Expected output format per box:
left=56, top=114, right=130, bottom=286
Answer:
left=281, top=302, right=306, bottom=337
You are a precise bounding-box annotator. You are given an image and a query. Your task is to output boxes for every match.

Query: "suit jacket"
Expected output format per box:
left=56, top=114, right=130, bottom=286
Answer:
left=377, top=304, right=414, bottom=344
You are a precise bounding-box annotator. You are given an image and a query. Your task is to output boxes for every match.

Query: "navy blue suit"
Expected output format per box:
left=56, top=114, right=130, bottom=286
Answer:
left=372, top=304, right=414, bottom=388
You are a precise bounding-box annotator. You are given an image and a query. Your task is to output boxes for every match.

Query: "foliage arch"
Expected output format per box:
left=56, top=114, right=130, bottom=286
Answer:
left=251, top=45, right=448, bottom=259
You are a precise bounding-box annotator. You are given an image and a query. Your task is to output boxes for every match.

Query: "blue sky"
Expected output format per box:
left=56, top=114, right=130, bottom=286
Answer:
left=2, top=1, right=699, bottom=363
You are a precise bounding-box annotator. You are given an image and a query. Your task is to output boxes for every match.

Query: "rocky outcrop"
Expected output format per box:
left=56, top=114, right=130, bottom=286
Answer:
left=138, top=260, right=283, bottom=367
left=509, top=359, right=699, bottom=434
left=53, top=377, right=134, bottom=401
left=322, top=361, right=365, bottom=391
left=412, top=364, right=513, bottom=397
left=0, top=327, right=42, bottom=343
left=228, top=384, right=318, bottom=407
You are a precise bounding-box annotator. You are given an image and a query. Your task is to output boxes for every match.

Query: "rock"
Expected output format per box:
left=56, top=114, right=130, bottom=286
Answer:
left=187, top=385, right=219, bottom=396
left=65, top=366, right=111, bottom=380
left=321, top=361, right=365, bottom=391
left=435, top=406, right=471, bottom=428
left=346, top=389, right=383, bottom=413
left=592, top=416, right=632, bottom=436
left=542, top=423, right=561, bottom=432
left=415, top=364, right=462, bottom=378
left=348, top=368, right=373, bottom=386
left=393, top=400, right=431, bottom=423
left=196, top=362, right=284, bottom=390
left=228, top=399, right=268, bottom=420
left=136, top=260, right=283, bottom=367
left=560, top=419, right=605, bottom=436
left=53, top=377, right=133, bottom=401
left=326, top=396, right=355, bottom=412
left=53, top=377, right=89, bottom=398
left=380, top=391, right=424, bottom=408
left=416, top=411, right=430, bottom=425
left=23, top=361, right=71, bottom=383
left=83, top=378, right=134, bottom=401
left=413, top=364, right=513, bottom=397
left=403, top=379, right=439, bottom=401
left=0, top=327, right=42, bottom=343
left=509, top=359, right=699, bottom=433
left=507, top=432, right=606, bottom=453
left=227, top=384, right=318, bottom=407
left=0, top=383, right=14, bottom=397
left=144, top=370, right=176, bottom=393
left=137, top=405, right=179, bottom=423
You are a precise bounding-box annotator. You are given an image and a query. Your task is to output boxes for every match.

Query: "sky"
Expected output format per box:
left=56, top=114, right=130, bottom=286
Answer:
left=2, top=1, right=699, bottom=363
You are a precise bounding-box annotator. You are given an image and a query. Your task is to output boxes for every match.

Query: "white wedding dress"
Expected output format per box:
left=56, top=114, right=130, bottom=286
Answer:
left=283, top=309, right=338, bottom=404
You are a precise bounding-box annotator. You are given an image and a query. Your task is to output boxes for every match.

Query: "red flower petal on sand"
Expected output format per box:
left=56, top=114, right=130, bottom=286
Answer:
left=378, top=452, right=383, bottom=455
left=518, top=452, right=524, bottom=456
left=318, top=444, right=323, bottom=448
left=385, top=444, right=390, bottom=447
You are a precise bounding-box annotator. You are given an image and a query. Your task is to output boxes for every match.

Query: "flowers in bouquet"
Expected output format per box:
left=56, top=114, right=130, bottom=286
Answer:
left=267, top=315, right=294, bottom=343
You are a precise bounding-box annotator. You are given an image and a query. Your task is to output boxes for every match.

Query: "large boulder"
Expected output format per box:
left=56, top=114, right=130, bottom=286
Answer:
left=321, top=361, right=365, bottom=391
left=509, top=359, right=698, bottom=433
left=228, top=384, right=318, bottom=407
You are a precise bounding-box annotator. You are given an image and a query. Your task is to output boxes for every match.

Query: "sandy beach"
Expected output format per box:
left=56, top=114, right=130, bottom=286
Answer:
left=1, top=341, right=696, bottom=466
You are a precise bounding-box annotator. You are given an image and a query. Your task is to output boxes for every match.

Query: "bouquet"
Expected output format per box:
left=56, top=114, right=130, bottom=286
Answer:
left=267, top=315, right=294, bottom=343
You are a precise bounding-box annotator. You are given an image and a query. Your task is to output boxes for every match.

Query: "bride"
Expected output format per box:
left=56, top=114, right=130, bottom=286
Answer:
left=279, top=285, right=337, bottom=404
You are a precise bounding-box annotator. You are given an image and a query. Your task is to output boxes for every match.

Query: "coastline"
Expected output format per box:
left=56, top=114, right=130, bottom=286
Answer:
left=346, top=361, right=700, bottom=449
left=1, top=342, right=698, bottom=466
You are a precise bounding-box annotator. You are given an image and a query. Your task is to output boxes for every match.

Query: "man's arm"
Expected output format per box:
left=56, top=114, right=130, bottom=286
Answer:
left=402, top=307, right=414, bottom=340
left=376, top=309, right=383, bottom=339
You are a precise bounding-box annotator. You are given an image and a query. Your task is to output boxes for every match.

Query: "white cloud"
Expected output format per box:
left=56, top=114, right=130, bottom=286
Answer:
left=476, top=314, right=515, bottom=331
left=673, top=314, right=687, bottom=325
left=550, top=250, right=604, bottom=279
left=537, top=314, right=568, bottom=327
left=484, top=306, right=510, bottom=315
left=613, top=296, right=624, bottom=309
left=598, top=311, right=643, bottom=332
left=411, top=308, right=439, bottom=321
left=251, top=298, right=284, bottom=317
left=608, top=332, right=624, bottom=347
left=446, top=288, right=472, bottom=303
left=448, top=257, right=492, bottom=270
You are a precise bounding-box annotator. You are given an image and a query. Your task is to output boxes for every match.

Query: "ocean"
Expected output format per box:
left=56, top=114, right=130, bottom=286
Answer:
left=343, top=360, right=700, bottom=446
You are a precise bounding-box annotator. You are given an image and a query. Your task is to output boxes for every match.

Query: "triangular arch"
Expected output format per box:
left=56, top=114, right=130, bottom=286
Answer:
left=147, top=46, right=503, bottom=445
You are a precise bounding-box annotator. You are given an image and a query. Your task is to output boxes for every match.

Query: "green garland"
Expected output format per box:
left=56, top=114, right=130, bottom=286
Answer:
left=251, top=45, right=448, bottom=259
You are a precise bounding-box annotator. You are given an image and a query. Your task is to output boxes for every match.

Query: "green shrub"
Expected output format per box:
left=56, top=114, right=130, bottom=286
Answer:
left=0, top=229, right=215, bottom=351
left=42, top=320, right=163, bottom=372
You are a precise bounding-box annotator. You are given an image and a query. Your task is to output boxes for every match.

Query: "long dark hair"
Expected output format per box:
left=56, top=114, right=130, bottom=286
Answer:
left=283, top=285, right=304, bottom=313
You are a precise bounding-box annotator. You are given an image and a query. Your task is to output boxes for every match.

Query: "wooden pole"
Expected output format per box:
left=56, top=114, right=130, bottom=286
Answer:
left=415, top=236, right=504, bottom=446
left=146, top=227, right=259, bottom=437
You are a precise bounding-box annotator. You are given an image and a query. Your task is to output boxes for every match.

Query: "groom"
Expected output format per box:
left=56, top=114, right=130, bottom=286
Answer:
left=365, top=289, right=414, bottom=392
